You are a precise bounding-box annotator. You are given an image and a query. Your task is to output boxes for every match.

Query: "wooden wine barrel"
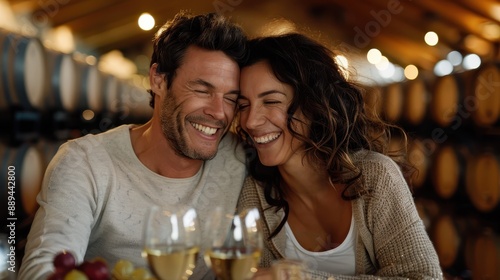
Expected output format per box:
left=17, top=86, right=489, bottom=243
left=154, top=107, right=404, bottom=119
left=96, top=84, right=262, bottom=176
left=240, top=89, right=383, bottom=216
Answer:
left=408, top=138, right=435, bottom=190
left=44, top=49, right=79, bottom=113
left=0, top=143, right=44, bottom=221
left=102, top=73, right=121, bottom=116
left=414, top=198, right=440, bottom=230
left=74, top=60, right=104, bottom=113
left=430, top=74, right=462, bottom=127
left=465, top=151, right=500, bottom=213
left=403, top=78, right=429, bottom=126
left=36, top=139, right=63, bottom=170
left=120, top=83, right=153, bottom=122
left=0, top=29, right=46, bottom=111
left=464, top=229, right=500, bottom=279
left=430, top=144, right=466, bottom=200
left=467, top=64, right=500, bottom=127
left=430, top=214, right=463, bottom=269
left=382, top=83, right=403, bottom=123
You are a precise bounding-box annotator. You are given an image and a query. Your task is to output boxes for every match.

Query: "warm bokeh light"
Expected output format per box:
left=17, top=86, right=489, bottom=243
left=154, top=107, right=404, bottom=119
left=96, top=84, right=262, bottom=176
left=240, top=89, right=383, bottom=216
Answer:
left=434, top=60, right=453, bottom=77
left=464, top=35, right=492, bottom=56
left=82, top=110, right=95, bottom=121
left=447, top=51, right=462, bottom=66
left=424, top=31, right=439, bottom=46
left=0, top=0, right=18, bottom=31
left=335, top=55, right=349, bottom=79
left=99, top=50, right=138, bottom=79
left=138, top=13, right=155, bottom=31
left=481, top=21, right=500, bottom=40
left=404, top=65, right=418, bottom=80
left=85, top=55, right=97, bottom=65
left=463, top=54, right=481, bottom=70
left=43, top=25, right=76, bottom=53
left=367, top=48, right=382, bottom=64
left=375, top=56, right=389, bottom=70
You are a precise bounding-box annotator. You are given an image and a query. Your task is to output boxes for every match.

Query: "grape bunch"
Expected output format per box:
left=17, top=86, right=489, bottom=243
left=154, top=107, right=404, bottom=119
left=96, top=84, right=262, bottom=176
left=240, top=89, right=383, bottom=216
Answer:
left=47, top=251, right=108, bottom=280
left=46, top=251, right=156, bottom=280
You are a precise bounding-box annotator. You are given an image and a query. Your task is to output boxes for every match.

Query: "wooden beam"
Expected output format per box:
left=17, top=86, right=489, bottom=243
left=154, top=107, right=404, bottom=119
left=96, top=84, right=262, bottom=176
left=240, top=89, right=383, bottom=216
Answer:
left=455, top=0, right=500, bottom=24
left=412, top=0, right=500, bottom=42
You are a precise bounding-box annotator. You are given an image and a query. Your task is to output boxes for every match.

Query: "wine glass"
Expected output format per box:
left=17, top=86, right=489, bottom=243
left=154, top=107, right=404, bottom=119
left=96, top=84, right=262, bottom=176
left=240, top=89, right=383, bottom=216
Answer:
left=204, top=207, right=263, bottom=280
left=142, top=205, right=201, bottom=280
left=272, top=259, right=308, bottom=280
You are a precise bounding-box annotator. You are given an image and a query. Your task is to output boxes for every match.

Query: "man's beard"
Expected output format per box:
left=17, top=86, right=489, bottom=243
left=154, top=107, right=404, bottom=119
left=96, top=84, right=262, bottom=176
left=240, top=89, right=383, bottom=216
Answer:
left=159, top=89, right=220, bottom=160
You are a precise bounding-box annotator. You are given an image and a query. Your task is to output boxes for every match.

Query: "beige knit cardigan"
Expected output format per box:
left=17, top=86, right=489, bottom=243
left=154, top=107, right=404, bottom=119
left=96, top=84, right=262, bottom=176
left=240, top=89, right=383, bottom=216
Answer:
left=237, top=151, right=443, bottom=280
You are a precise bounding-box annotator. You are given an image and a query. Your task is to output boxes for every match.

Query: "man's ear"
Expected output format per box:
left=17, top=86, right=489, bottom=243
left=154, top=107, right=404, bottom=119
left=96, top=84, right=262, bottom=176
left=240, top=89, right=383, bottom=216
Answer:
left=149, top=63, right=166, bottom=94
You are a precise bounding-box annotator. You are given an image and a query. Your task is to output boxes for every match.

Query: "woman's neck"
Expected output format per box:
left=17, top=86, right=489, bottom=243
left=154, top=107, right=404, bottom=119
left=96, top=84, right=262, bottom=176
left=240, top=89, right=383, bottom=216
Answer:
left=278, top=156, right=333, bottom=199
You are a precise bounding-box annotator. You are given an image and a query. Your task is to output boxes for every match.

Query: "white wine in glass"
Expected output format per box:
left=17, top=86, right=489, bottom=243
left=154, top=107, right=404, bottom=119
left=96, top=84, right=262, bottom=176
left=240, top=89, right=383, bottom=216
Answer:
left=204, top=207, right=263, bottom=280
left=143, top=206, right=201, bottom=280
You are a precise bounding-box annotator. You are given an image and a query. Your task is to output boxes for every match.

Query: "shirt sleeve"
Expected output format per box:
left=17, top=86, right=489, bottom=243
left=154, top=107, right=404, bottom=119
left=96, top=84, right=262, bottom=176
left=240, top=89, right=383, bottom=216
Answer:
left=18, top=141, right=99, bottom=280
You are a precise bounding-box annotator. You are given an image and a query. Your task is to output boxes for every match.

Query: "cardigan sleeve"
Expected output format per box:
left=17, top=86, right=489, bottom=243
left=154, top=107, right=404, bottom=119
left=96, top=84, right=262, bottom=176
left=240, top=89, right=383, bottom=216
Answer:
left=351, top=152, right=443, bottom=279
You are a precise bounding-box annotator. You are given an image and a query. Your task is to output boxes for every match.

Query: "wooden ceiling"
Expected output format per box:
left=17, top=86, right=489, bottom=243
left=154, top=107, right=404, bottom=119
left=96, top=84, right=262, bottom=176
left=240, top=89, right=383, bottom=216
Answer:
left=4, top=0, right=500, bottom=79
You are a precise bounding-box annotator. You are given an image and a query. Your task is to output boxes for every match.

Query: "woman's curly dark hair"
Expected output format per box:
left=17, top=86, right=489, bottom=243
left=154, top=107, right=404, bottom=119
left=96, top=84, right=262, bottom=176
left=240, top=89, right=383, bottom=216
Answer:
left=236, top=33, right=413, bottom=238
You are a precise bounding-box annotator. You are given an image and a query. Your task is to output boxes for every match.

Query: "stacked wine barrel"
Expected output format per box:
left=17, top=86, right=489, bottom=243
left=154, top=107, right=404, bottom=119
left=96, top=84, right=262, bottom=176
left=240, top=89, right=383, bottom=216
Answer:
left=0, top=28, right=152, bottom=266
left=365, top=63, right=500, bottom=279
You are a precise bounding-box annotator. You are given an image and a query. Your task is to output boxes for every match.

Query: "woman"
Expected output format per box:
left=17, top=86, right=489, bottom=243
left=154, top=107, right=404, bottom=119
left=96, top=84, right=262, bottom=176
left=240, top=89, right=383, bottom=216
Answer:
left=236, top=33, right=443, bottom=279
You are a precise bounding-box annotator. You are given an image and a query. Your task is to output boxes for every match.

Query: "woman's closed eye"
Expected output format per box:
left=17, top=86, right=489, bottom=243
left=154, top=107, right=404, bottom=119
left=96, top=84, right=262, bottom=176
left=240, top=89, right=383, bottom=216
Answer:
left=264, top=100, right=281, bottom=105
left=237, top=101, right=249, bottom=110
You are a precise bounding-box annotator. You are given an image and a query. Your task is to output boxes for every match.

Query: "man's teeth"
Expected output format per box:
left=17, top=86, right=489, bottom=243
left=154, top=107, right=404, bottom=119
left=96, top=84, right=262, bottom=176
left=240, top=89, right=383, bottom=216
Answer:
left=192, top=123, right=217, bottom=135
left=254, top=133, right=281, bottom=144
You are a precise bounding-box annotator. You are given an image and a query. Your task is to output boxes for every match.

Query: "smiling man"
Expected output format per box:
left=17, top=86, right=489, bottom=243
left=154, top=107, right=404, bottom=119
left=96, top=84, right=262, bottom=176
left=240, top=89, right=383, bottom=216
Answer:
left=19, top=12, right=248, bottom=280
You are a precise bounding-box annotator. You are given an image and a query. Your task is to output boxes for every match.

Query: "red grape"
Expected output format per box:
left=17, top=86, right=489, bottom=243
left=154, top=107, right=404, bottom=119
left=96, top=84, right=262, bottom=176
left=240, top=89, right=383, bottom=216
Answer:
left=53, top=251, right=76, bottom=270
left=79, top=260, right=109, bottom=280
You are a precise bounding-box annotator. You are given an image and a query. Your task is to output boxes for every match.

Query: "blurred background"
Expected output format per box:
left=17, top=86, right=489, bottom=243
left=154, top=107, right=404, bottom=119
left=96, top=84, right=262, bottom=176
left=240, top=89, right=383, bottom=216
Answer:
left=0, top=0, right=499, bottom=279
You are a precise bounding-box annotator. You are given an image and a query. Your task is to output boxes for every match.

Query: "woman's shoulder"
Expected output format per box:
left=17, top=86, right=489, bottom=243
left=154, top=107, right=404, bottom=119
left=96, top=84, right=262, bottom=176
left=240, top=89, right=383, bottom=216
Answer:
left=352, top=150, right=402, bottom=174
left=351, top=150, right=409, bottom=195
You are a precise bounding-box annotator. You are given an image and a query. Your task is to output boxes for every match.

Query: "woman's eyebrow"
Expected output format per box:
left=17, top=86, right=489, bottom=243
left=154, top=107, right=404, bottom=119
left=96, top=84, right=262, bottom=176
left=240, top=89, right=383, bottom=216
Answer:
left=239, top=90, right=286, bottom=100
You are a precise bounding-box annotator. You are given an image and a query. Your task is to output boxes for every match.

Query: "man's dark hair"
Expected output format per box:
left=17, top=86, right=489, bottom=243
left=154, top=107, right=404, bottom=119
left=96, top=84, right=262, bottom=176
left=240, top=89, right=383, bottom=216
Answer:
left=147, top=11, right=247, bottom=108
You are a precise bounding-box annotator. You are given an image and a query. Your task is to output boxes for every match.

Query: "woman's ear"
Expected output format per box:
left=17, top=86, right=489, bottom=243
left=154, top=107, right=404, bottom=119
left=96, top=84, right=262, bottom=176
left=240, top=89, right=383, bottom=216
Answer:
left=149, top=63, right=166, bottom=94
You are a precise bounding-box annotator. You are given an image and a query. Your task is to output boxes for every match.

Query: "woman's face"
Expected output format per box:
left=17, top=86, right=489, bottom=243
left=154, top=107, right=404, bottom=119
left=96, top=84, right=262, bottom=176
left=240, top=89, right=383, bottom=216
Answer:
left=238, top=60, right=306, bottom=167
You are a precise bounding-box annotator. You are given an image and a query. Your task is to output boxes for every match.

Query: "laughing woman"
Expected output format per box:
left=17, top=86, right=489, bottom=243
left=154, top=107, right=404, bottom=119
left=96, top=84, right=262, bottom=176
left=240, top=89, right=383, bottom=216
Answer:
left=236, top=33, right=443, bottom=280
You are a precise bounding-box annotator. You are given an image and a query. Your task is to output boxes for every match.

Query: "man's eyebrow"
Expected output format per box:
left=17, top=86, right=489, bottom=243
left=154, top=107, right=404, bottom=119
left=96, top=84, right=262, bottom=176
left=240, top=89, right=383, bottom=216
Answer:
left=239, top=90, right=286, bottom=100
left=188, top=79, right=240, bottom=95
left=188, top=79, right=215, bottom=89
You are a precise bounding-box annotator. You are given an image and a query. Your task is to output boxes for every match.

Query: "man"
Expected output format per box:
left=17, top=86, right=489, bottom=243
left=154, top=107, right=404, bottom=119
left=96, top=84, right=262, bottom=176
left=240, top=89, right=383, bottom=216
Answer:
left=19, top=11, right=247, bottom=279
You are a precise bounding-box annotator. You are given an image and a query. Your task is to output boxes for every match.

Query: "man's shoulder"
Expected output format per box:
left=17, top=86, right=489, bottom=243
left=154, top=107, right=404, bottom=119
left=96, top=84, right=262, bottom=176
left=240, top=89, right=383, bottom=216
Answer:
left=66, top=124, right=130, bottom=149
left=53, top=125, right=131, bottom=165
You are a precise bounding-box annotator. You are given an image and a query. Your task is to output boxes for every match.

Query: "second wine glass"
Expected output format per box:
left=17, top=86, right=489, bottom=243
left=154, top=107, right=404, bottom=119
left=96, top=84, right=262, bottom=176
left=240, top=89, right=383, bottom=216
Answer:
left=143, top=205, right=201, bottom=280
left=204, top=207, right=263, bottom=280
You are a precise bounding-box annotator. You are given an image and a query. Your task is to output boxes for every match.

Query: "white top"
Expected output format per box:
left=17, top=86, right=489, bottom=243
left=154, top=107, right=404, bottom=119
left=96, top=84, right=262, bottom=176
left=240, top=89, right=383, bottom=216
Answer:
left=18, top=125, right=247, bottom=280
left=284, top=215, right=356, bottom=275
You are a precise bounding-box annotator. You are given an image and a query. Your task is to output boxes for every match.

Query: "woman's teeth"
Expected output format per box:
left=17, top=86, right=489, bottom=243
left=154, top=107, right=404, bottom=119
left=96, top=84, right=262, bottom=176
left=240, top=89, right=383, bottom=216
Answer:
left=192, top=123, right=217, bottom=135
left=254, top=133, right=281, bottom=144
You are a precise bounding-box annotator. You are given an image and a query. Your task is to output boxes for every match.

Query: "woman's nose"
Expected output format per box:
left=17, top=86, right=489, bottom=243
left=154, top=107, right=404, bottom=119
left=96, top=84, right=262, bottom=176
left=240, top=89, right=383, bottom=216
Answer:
left=242, top=106, right=265, bottom=130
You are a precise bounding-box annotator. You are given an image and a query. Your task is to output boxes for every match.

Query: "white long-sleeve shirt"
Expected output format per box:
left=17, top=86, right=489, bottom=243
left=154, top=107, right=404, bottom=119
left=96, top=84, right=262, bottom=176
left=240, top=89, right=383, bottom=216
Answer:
left=19, top=125, right=246, bottom=280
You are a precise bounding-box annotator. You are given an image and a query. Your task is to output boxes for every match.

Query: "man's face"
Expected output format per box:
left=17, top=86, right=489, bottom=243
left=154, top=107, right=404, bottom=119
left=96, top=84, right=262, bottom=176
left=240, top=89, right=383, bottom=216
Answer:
left=159, top=46, right=240, bottom=160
